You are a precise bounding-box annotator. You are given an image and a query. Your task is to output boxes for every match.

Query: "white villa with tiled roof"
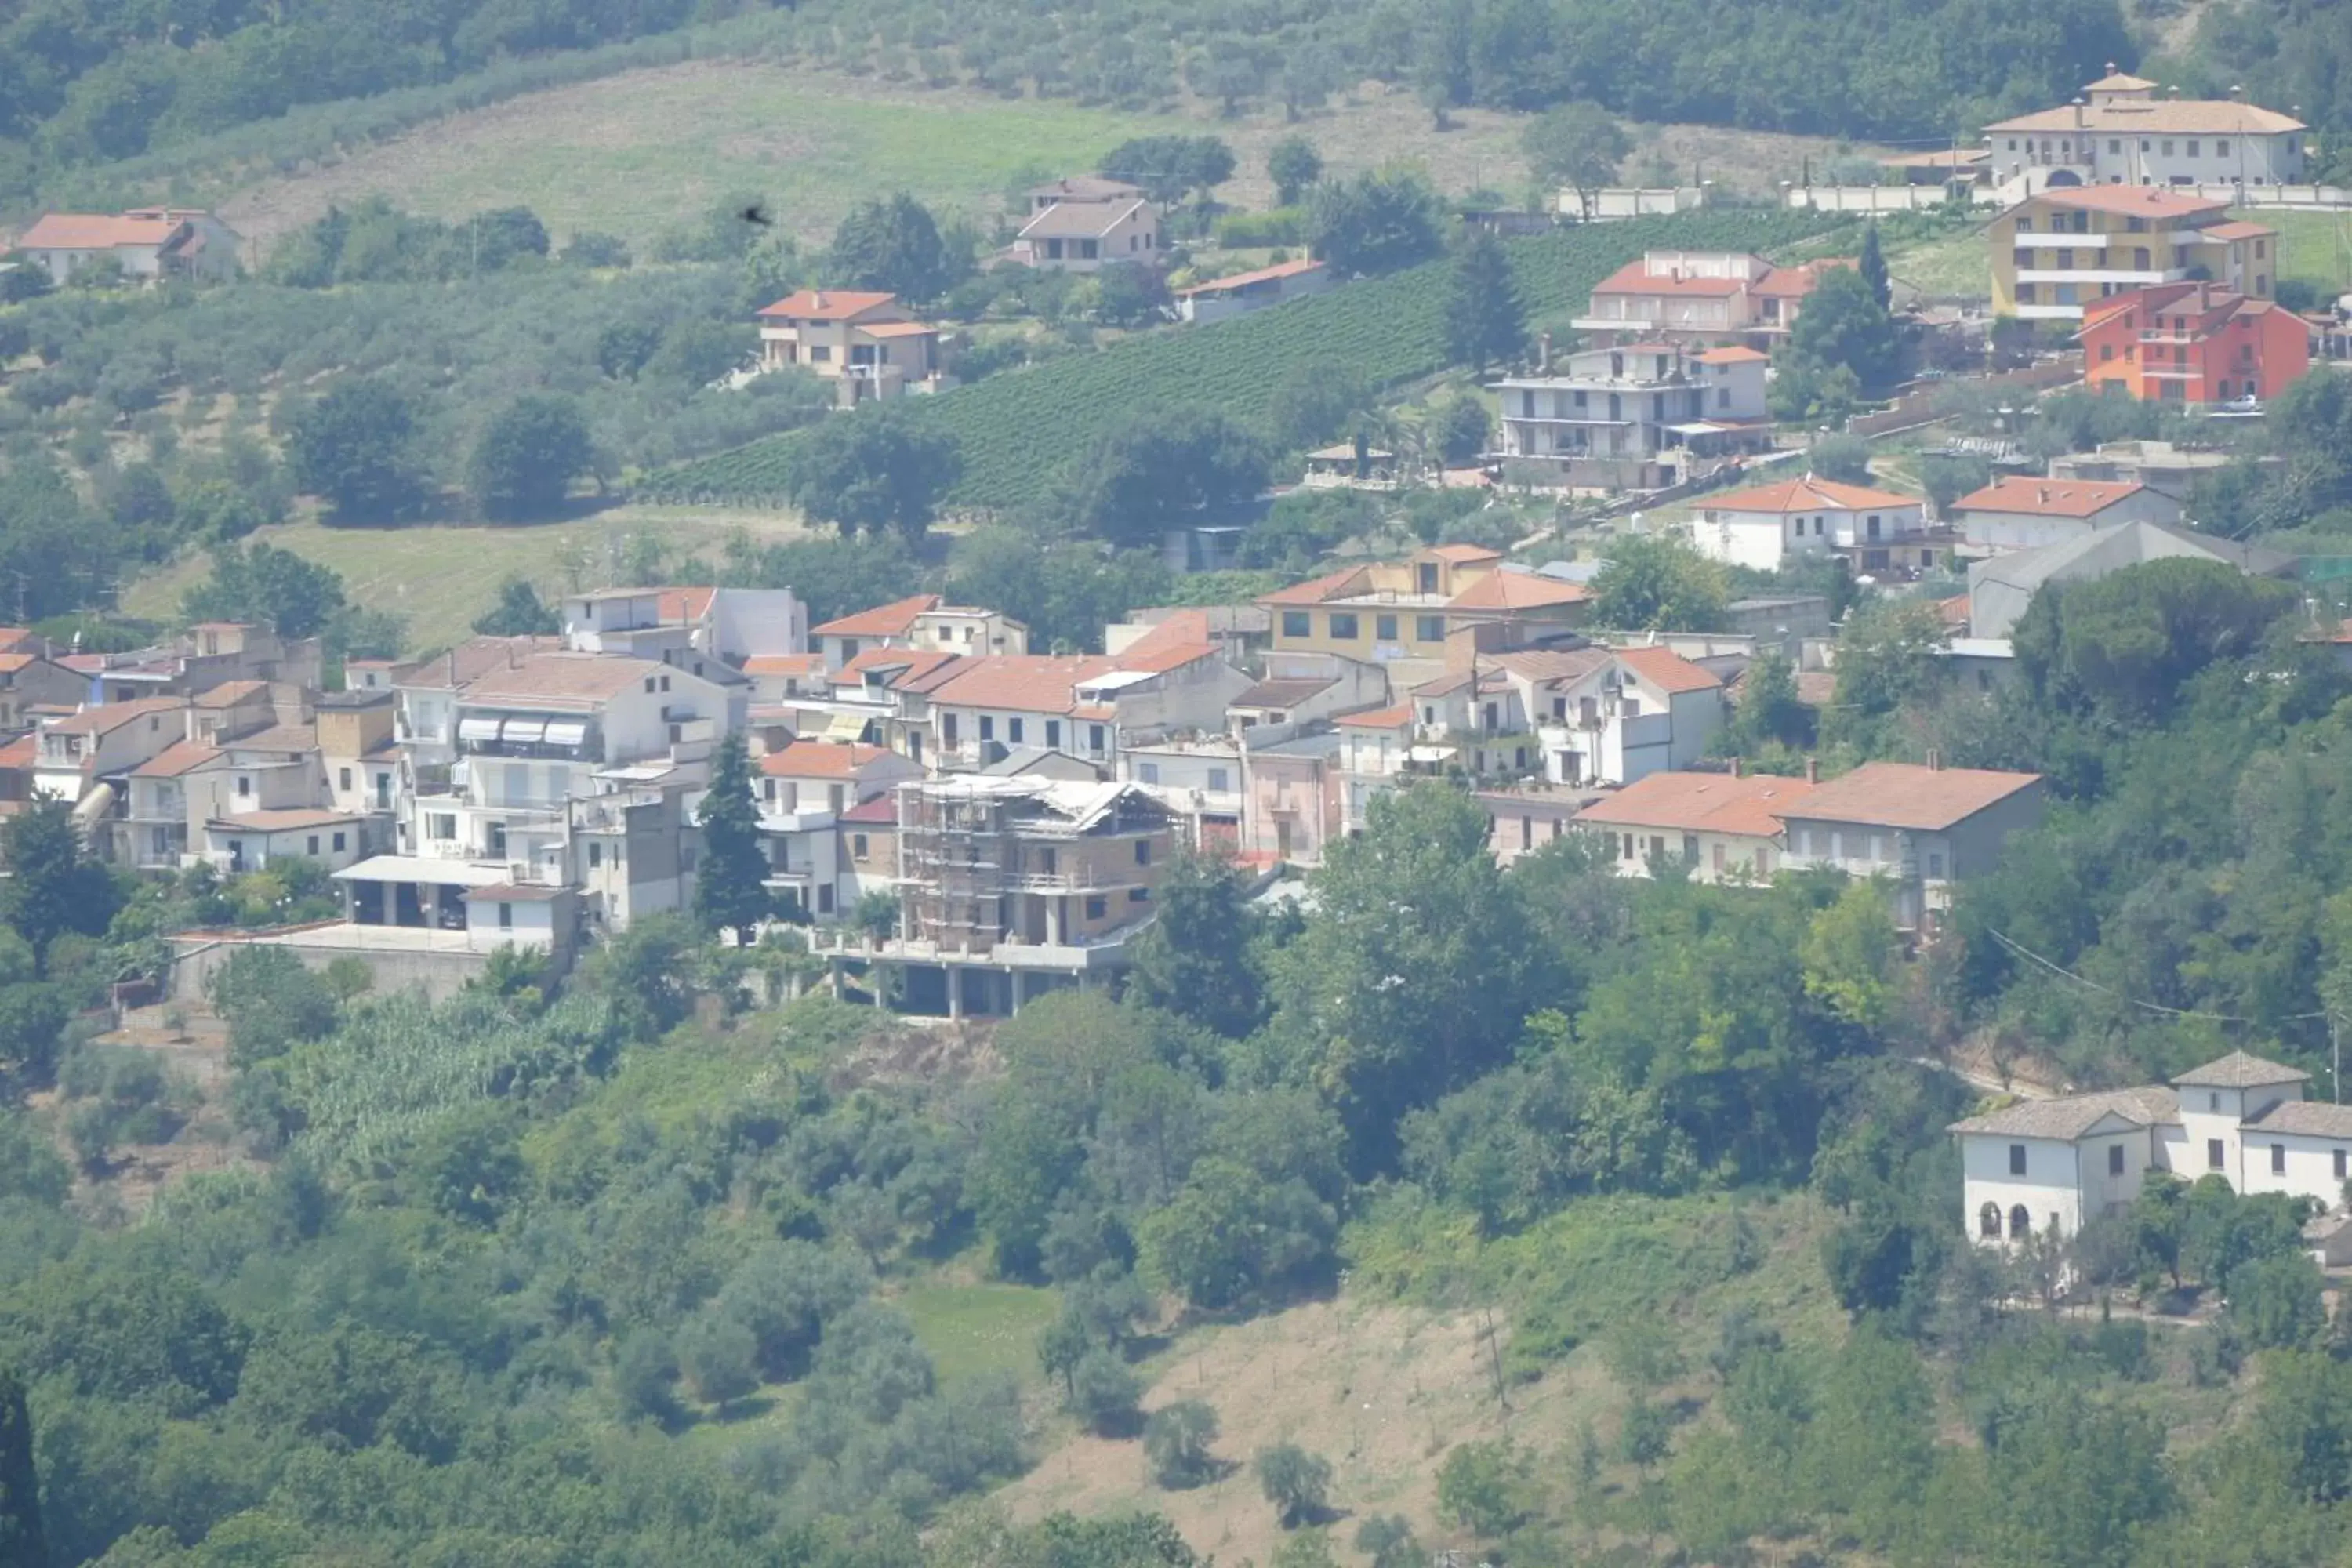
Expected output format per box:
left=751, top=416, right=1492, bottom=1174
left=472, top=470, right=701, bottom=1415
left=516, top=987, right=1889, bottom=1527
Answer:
left=1954, top=1050, right=2352, bottom=1251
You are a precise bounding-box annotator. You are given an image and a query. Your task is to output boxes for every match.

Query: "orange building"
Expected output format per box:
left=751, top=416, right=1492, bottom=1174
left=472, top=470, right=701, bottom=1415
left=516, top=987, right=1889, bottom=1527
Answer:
left=2080, top=281, right=2310, bottom=405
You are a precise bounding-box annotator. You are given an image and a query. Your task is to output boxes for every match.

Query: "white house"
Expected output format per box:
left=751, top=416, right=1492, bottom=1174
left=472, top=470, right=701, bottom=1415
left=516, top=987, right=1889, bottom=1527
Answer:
left=13, top=209, right=242, bottom=285
left=1490, top=343, right=1771, bottom=485
left=1947, top=474, right=2184, bottom=554
left=1953, top=1051, right=2352, bottom=1250
left=1690, top=475, right=1943, bottom=576
left=1010, top=196, right=1162, bottom=273
left=1174, top=259, right=1331, bottom=325
left=1982, top=71, right=2307, bottom=194
left=562, top=586, right=808, bottom=667
left=812, top=594, right=1029, bottom=670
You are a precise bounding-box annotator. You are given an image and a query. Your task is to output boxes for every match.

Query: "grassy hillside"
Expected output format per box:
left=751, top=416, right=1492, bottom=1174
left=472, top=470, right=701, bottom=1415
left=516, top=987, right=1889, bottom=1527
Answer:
left=643, top=209, right=1852, bottom=511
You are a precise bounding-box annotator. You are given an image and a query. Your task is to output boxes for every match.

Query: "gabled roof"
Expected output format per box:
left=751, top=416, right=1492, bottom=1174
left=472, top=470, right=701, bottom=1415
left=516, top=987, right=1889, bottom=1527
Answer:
left=2173, top=1049, right=2310, bottom=1089
left=132, top=739, right=225, bottom=778
left=760, top=740, right=907, bottom=779
left=1705, top=475, right=1920, bottom=515
left=1573, top=768, right=1813, bottom=838
left=1694, top=346, right=1770, bottom=365
left=840, top=646, right=964, bottom=691
left=17, top=212, right=183, bottom=250
left=1332, top=702, right=1414, bottom=729
left=1232, top=677, right=1336, bottom=710
left=1029, top=176, right=1145, bottom=203
left=1489, top=648, right=1613, bottom=684
left=220, top=722, right=318, bottom=755
left=1613, top=645, right=1722, bottom=695
left=1590, top=259, right=1750, bottom=298
left=755, top=289, right=900, bottom=321
left=927, top=655, right=1121, bottom=715
left=1020, top=198, right=1149, bottom=240
left=463, top=652, right=672, bottom=710
left=1259, top=567, right=1370, bottom=608
left=1428, top=543, right=1504, bottom=564
left=194, top=679, right=271, bottom=709
left=391, top=635, right=565, bottom=690
left=2086, top=71, right=2158, bottom=92
left=1112, top=610, right=1222, bottom=673
left=1952, top=474, right=2147, bottom=519
left=1948, top=1086, right=2180, bottom=1139
left=1446, top=571, right=1588, bottom=612
left=742, top=653, right=826, bottom=677
left=43, top=698, right=184, bottom=737
left=1783, top=761, right=2041, bottom=831
left=813, top=593, right=942, bottom=638
left=656, top=586, right=720, bottom=622
left=2248, top=1099, right=2352, bottom=1137
left=838, top=794, right=899, bottom=825
left=1985, top=100, right=2303, bottom=136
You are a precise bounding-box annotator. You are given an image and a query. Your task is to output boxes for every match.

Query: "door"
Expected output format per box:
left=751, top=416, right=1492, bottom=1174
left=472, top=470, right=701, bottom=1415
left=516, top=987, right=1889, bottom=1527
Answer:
left=1276, top=818, right=1294, bottom=858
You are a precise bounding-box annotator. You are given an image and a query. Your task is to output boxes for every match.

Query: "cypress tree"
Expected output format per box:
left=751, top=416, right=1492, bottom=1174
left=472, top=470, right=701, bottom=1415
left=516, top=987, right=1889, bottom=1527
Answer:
left=1443, top=227, right=1526, bottom=372
left=692, top=732, right=775, bottom=942
left=1858, top=223, right=1892, bottom=311
left=0, top=1364, right=47, bottom=1568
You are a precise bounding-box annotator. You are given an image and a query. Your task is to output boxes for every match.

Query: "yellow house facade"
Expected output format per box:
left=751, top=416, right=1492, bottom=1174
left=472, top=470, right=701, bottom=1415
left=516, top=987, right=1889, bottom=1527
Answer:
left=1256, top=546, right=1591, bottom=681
left=1992, top=186, right=2275, bottom=323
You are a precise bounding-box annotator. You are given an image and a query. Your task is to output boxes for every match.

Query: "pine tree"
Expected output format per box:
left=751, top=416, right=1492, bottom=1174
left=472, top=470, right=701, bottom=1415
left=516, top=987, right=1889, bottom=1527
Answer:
left=0, top=1364, right=47, bottom=1568
left=693, top=732, right=773, bottom=942
left=1858, top=223, right=1892, bottom=311
left=1443, top=227, right=1526, bottom=372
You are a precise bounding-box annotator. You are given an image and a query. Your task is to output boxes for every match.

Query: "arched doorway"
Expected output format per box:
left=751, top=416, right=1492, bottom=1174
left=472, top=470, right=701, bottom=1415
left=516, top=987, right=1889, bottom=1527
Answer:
left=2009, top=1204, right=2032, bottom=1237
left=1980, top=1202, right=2003, bottom=1239
left=2045, top=168, right=2084, bottom=187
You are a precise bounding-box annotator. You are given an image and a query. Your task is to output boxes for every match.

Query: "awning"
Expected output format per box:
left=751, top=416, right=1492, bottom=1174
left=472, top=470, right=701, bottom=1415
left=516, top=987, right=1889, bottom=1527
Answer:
left=457, top=717, right=502, bottom=742
left=501, top=719, right=546, bottom=745
left=1668, top=421, right=1730, bottom=436
left=824, top=713, right=872, bottom=742
left=1407, top=745, right=1458, bottom=764
left=332, top=855, right=507, bottom=887
left=543, top=720, right=588, bottom=747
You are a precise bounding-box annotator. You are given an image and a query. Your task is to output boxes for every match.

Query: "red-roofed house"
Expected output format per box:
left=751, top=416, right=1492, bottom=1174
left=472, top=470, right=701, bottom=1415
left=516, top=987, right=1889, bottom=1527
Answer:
left=755, top=741, right=923, bottom=920
left=753, top=289, right=947, bottom=402
left=926, top=640, right=1250, bottom=772
left=813, top=595, right=1029, bottom=670
left=2080, top=282, right=2310, bottom=405
left=1257, top=545, right=1589, bottom=684
left=1174, top=258, right=1332, bottom=325
left=1780, top=757, right=2045, bottom=931
left=1577, top=767, right=1817, bottom=883
left=1692, top=474, right=1942, bottom=575
left=1947, top=474, right=2182, bottom=552
left=14, top=208, right=241, bottom=285
left=1573, top=252, right=1847, bottom=343
left=1993, top=186, right=2273, bottom=323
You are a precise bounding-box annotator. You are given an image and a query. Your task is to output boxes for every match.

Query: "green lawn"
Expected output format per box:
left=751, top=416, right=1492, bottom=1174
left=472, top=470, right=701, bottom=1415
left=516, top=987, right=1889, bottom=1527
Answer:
left=1884, top=225, right=1991, bottom=299
left=899, top=1282, right=1060, bottom=1385
left=2248, top=208, right=2352, bottom=298
left=119, top=503, right=808, bottom=655
left=215, top=64, right=1191, bottom=249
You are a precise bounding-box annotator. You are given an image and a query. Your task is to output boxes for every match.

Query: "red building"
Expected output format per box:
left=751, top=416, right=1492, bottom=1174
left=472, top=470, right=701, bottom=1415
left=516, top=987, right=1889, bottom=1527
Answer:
left=2080, top=281, right=2310, bottom=405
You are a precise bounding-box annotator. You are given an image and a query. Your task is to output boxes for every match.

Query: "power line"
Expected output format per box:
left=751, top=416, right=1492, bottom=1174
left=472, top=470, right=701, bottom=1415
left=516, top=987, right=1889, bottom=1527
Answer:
left=1988, top=926, right=2334, bottom=1026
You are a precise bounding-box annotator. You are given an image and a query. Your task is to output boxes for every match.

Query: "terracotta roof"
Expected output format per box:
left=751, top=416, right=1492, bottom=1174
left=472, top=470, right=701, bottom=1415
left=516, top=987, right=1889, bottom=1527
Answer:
left=1446, top=572, right=1588, bottom=612
left=814, top=593, right=942, bottom=638
left=1232, top=677, right=1336, bottom=710
left=2200, top=220, right=2278, bottom=242
left=859, top=320, right=939, bottom=339
left=928, top=655, right=1121, bottom=715
left=1113, top=610, right=1221, bottom=673
left=1574, top=769, right=1814, bottom=838
left=1694, top=347, right=1770, bottom=365
left=1985, top=101, right=2303, bottom=136
left=1428, top=544, right=1504, bottom=564
left=1952, top=475, right=2146, bottom=519
left=194, top=679, right=271, bottom=708
left=1259, top=567, right=1370, bottom=608
left=742, top=653, right=826, bottom=677
left=840, top=646, right=964, bottom=690
left=1613, top=646, right=1722, bottom=695
left=1948, top=1086, right=2180, bottom=1139
left=1590, top=259, right=1749, bottom=298
left=205, top=808, right=360, bottom=833
left=17, top=212, right=182, bottom=250
left=755, top=289, right=900, bottom=321
left=1332, top=702, right=1414, bottom=728
left=0, top=736, right=34, bottom=770
left=2173, top=1049, right=2310, bottom=1090
left=2030, top=186, right=2228, bottom=220
left=392, top=636, right=564, bottom=690
left=760, top=740, right=905, bottom=779
left=1706, top=475, right=1921, bottom=514
left=1936, top=593, right=1973, bottom=630
left=463, top=652, right=671, bottom=709
left=1750, top=259, right=1848, bottom=298
left=44, top=698, right=184, bottom=736
left=0, top=630, right=45, bottom=655
left=1174, top=258, right=1325, bottom=298
left=1490, top=648, right=1613, bottom=684
left=838, top=794, right=899, bottom=825
left=1784, top=761, right=2041, bottom=831
left=220, top=722, right=318, bottom=754
left=655, top=586, right=719, bottom=622
left=0, top=654, right=45, bottom=674
left=132, top=739, right=224, bottom=778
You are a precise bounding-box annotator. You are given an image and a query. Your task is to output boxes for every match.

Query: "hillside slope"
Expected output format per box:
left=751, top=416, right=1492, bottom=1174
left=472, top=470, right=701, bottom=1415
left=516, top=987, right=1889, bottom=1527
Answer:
left=642, top=209, right=1849, bottom=512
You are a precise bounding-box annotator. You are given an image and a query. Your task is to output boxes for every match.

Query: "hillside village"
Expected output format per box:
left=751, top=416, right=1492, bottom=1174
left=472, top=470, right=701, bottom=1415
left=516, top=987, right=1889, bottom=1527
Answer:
left=13, top=4, right=2352, bottom=1566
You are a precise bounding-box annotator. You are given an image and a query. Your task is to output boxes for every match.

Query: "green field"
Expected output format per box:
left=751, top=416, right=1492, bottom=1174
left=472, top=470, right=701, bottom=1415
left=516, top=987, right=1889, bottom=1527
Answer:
left=1883, top=225, right=1991, bottom=299
left=2252, top=207, right=2352, bottom=298
left=899, top=1283, right=1061, bottom=1385
left=119, top=505, right=807, bottom=655
left=645, top=209, right=1851, bottom=510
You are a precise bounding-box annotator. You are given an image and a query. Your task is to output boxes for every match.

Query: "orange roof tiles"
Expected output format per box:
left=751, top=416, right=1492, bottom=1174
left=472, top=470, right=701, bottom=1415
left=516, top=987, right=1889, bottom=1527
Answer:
left=1694, top=347, right=1770, bottom=365
left=1783, top=761, right=2040, bottom=832
left=760, top=741, right=904, bottom=779
left=1446, top=572, right=1588, bottom=612
left=18, top=212, right=181, bottom=250
left=1113, top=610, right=1221, bottom=673
left=1333, top=703, right=1414, bottom=728
left=0, top=736, right=34, bottom=771
left=1952, top=474, right=2146, bottom=519
left=742, top=653, right=826, bottom=677
left=463, top=652, right=669, bottom=709
left=756, top=289, right=900, bottom=321
left=1591, top=259, right=1750, bottom=298
left=1174, top=258, right=1326, bottom=297
left=861, top=320, right=941, bottom=339
left=1707, top=475, right=1921, bottom=514
left=1258, top=567, right=1369, bottom=608
left=1427, top=543, right=1505, bottom=564
left=928, top=655, right=1120, bottom=714
left=1614, top=646, right=1722, bottom=695
left=813, top=593, right=942, bottom=638
left=655, top=586, right=719, bottom=622
left=838, top=794, right=899, bottom=824
left=136, top=739, right=223, bottom=778
left=2200, top=220, right=2278, bottom=242
left=839, top=646, right=964, bottom=689
left=194, top=679, right=270, bottom=708
left=45, top=698, right=184, bottom=736
left=2034, top=186, right=2227, bottom=220
left=1575, top=770, right=1815, bottom=838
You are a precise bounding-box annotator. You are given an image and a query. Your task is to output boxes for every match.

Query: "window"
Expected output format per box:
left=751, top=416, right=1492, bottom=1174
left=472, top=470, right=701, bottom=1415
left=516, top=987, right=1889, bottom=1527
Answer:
left=2274, top=1143, right=2288, bottom=1174
left=2337, top=1149, right=2347, bottom=1181
left=2108, top=139, right=2121, bottom=154
left=2209, top=1138, right=2226, bottom=1170
left=644, top=677, right=656, bottom=693
left=2009, top=1144, right=2027, bottom=1176
left=499, top=902, right=514, bottom=930
left=943, top=713, right=959, bottom=745
left=1417, top=615, right=1446, bottom=643
left=1282, top=611, right=1311, bottom=638
left=339, top=767, right=352, bottom=790
left=1327, top=612, right=1359, bottom=640
left=818, top=885, right=833, bottom=914
left=1370, top=612, right=1399, bottom=643
left=332, top=831, right=346, bottom=851
left=307, top=836, right=319, bottom=855
left=588, top=841, right=602, bottom=868
left=1134, top=840, right=1151, bottom=865
left=2101, top=343, right=2114, bottom=361
left=1138, top=762, right=1160, bottom=783
left=2161, top=140, right=2174, bottom=156
left=2108, top=1144, right=2125, bottom=1176
left=1927, top=851, right=1946, bottom=878
left=2209, top=1092, right=2220, bottom=1112
left=237, top=775, right=251, bottom=797
left=828, top=784, right=844, bottom=813
left=429, top=813, right=456, bottom=840
left=1128, top=887, right=1149, bottom=902
left=1045, top=720, right=1061, bottom=749
left=1089, top=725, right=1105, bottom=752
left=1007, top=717, right=1025, bottom=744
left=1980, top=1202, right=2003, bottom=1238
left=979, top=716, right=994, bottom=741
left=1085, top=895, right=1107, bottom=920
left=2187, top=140, right=2200, bottom=158
left=1207, top=768, right=1229, bottom=791
left=852, top=833, right=869, bottom=860
left=2216, top=139, right=2230, bottom=157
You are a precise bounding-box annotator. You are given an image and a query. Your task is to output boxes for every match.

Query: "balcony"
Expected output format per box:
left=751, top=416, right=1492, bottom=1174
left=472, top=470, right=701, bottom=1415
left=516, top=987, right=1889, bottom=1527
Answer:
left=2015, top=267, right=2186, bottom=287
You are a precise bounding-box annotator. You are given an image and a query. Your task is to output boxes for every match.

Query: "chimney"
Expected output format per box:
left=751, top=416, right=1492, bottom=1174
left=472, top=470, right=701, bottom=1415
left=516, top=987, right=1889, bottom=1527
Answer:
left=1926, top=748, right=1944, bottom=771
left=1731, top=756, right=1744, bottom=779
left=1537, top=331, right=1553, bottom=373
left=1804, top=757, right=1819, bottom=784
left=811, top=289, right=826, bottom=310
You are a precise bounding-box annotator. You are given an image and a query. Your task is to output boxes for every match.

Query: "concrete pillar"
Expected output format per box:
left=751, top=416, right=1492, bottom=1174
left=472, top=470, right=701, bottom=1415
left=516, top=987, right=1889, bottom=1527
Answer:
left=946, top=965, right=962, bottom=1020
left=1047, top=897, right=1064, bottom=946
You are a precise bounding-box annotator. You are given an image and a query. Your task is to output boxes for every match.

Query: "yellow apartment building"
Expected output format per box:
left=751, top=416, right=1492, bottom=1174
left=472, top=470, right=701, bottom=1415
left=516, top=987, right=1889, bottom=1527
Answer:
left=1991, top=186, right=2276, bottom=323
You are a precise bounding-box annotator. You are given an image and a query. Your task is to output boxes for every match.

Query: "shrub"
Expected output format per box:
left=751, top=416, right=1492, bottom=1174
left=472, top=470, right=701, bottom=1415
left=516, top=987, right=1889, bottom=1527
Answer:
left=1144, top=1399, right=1221, bottom=1487
left=1069, top=1348, right=1144, bottom=1436
left=1254, top=1442, right=1332, bottom=1527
